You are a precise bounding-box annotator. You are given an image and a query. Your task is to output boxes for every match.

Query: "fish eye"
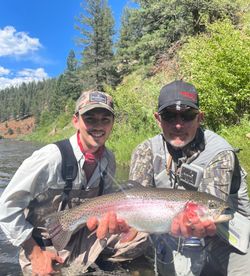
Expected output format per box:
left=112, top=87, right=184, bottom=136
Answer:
left=208, top=200, right=217, bottom=209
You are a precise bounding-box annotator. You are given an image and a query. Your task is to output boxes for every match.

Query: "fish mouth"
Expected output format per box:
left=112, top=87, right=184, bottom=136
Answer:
left=214, top=213, right=233, bottom=223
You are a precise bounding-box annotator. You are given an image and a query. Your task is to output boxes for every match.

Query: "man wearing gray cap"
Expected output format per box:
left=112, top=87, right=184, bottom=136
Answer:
left=129, top=80, right=250, bottom=275
left=0, top=90, right=141, bottom=275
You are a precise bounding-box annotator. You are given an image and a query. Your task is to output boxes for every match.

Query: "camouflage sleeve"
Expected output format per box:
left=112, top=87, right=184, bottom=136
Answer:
left=200, top=150, right=235, bottom=201
left=129, top=140, right=155, bottom=187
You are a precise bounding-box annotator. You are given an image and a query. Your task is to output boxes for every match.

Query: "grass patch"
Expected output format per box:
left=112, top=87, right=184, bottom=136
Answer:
left=218, top=118, right=250, bottom=195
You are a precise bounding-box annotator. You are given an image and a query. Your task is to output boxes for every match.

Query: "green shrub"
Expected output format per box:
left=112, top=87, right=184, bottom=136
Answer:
left=179, top=20, right=250, bottom=130
left=7, top=128, right=14, bottom=135
left=39, top=111, right=54, bottom=127
left=104, top=70, right=170, bottom=164
left=218, top=117, right=250, bottom=195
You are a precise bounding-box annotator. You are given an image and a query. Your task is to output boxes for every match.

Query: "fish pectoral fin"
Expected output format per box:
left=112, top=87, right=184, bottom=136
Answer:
left=45, top=214, right=72, bottom=251
left=214, top=213, right=233, bottom=223
left=119, top=227, right=138, bottom=243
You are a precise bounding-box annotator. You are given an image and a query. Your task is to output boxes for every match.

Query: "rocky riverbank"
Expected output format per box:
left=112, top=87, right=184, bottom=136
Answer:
left=0, top=116, right=35, bottom=139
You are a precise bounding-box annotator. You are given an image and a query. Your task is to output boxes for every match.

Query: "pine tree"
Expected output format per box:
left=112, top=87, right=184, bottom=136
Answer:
left=116, top=0, right=242, bottom=69
left=50, top=50, right=82, bottom=115
left=64, top=50, right=82, bottom=101
left=116, top=7, right=143, bottom=74
left=75, top=0, right=117, bottom=91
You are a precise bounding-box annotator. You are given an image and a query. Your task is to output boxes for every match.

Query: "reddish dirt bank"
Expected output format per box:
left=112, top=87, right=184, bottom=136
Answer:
left=0, top=117, right=35, bottom=139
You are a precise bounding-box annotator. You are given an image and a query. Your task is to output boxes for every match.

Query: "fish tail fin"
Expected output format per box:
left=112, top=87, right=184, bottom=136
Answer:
left=45, top=213, right=73, bottom=251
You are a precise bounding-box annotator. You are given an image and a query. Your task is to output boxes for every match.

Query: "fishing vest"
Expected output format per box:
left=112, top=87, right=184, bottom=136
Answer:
left=149, top=129, right=250, bottom=218
left=150, top=129, right=232, bottom=188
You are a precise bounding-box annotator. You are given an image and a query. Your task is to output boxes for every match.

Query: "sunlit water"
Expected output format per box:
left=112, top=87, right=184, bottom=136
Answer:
left=0, top=139, right=154, bottom=275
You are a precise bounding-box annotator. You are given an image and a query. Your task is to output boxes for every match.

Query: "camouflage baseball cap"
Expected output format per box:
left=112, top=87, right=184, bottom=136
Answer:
left=75, top=91, right=114, bottom=115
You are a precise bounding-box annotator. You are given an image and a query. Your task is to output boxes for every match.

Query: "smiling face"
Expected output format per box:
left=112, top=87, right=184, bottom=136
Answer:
left=154, top=108, right=204, bottom=148
left=72, top=108, right=114, bottom=152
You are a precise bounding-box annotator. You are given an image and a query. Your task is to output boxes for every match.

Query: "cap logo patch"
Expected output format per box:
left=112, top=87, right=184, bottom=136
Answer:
left=180, top=91, right=197, bottom=101
left=89, top=92, right=107, bottom=104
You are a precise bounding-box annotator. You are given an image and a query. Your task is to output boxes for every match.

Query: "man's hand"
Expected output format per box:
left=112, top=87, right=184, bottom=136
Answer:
left=171, top=211, right=216, bottom=238
left=30, top=246, right=64, bottom=275
left=86, top=211, right=137, bottom=242
left=22, top=237, right=64, bottom=275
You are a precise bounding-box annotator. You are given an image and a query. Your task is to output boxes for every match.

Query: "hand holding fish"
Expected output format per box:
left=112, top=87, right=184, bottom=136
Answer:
left=171, top=202, right=217, bottom=238
left=86, top=211, right=138, bottom=242
left=22, top=237, right=64, bottom=275
left=30, top=249, right=64, bottom=275
left=45, top=188, right=232, bottom=251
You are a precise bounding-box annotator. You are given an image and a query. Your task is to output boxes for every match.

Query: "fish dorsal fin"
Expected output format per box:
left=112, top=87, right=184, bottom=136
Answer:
left=71, top=197, right=92, bottom=206
left=116, top=180, right=145, bottom=192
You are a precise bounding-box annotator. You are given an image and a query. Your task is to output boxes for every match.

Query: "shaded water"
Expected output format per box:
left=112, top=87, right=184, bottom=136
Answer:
left=0, top=139, right=42, bottom=275
left=0, top=139, right=41, bottom=188
left=0, top=139, right=154, bottom=275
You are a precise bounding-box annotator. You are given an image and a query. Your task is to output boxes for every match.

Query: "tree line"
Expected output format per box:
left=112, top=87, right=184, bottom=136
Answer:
left=0, top=0, right=249, bottom=131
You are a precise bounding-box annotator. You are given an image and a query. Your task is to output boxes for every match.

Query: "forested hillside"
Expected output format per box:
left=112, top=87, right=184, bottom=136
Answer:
left=0, top=0, right=249, bottom=163
left=0, top=79, right=57, bottom=123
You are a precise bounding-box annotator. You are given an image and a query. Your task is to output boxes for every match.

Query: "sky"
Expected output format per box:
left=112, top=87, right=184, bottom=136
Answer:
left=0, top=0, right=133, bottom=90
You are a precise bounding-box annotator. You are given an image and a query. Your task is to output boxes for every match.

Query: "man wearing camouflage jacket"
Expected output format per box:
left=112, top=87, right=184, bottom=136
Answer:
left=129, top=80, right=250, bottom=276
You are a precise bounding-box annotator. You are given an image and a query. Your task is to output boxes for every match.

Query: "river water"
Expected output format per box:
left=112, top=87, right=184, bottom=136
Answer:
left=0, top=139, right=42, bottom=275
left=0, top=139, right=154, bottom=276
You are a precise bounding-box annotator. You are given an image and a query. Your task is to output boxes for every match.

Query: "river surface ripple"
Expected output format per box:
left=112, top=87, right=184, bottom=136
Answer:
left=0, top=139, right=42, bottom=275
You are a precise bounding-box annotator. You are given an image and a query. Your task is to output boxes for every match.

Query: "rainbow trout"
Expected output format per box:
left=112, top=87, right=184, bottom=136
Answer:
left=45, top=187, right=232, bottom=250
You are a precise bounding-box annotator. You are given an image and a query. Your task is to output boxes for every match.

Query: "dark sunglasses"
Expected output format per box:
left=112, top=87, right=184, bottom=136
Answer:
left=160, top=109, right=199, bottom=122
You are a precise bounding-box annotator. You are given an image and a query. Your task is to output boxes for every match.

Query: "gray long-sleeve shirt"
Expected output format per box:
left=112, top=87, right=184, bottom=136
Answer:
left=0, top=133, right=115, bottom=246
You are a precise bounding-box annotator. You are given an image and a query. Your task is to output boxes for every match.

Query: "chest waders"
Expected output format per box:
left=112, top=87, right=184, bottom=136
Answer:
left=55, top=139, right=105, bottom=210
left=32, top=139, right=105, bottom=247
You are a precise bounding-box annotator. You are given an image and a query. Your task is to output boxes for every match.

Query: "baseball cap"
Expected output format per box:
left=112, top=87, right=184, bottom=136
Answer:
left=158, top=80, right=199, bottom=113
left=75, top=91, right=114, bottom=115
